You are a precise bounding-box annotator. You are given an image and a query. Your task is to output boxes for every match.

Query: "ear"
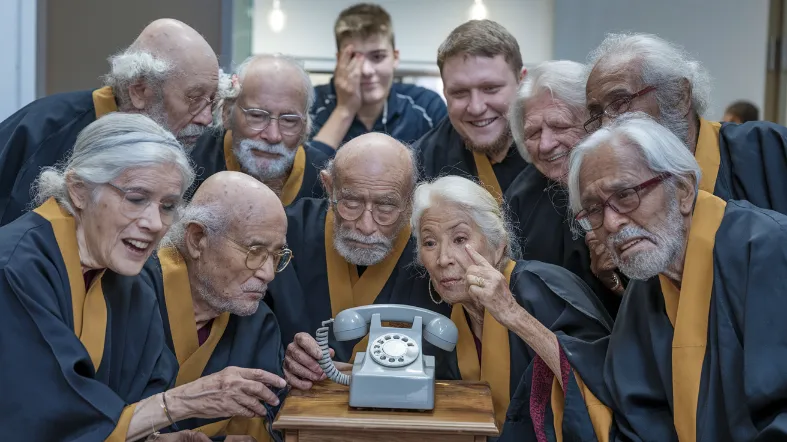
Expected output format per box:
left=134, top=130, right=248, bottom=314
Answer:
left=519, top=67, right=528, bottom=82
left=65, top=172, right=90, bottom=211
left=128, top=81, right=153, bottom=111
left=675, top=177, right=697, bottom=216
left=184, top=222, right=209, bottom=260
left=320, top=170, right=334, bottom=198
left=392, top=49, right=400, bottom=68
left=222, top=100, right=235, bottom=129
left=492, top=239, right=507, bottom=269
left=677, top=77, right=693, bottom=118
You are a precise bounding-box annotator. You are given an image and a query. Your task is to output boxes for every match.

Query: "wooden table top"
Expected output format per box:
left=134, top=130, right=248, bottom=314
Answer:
left=273, top=380, right=499, bottom=436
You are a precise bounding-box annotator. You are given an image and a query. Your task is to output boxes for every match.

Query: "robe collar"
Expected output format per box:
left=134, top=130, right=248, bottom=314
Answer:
left=92, top=86, right=118, bottom=119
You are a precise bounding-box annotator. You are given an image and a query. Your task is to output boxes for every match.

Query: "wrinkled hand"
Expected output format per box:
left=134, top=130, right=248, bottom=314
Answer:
left=334, top=45, right=363, bottom=114
left=460, top=245, right=519, bottom=327
left=585, top=230, right=624, bottom=295
left=150, top=430, right=212, bottom=442
left=174, top=366, right=286, bottom=420
left=284, top=332, right=328, bottom=390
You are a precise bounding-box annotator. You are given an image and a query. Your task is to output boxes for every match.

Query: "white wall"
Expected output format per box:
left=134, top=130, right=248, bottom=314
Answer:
left=0, top=0, right=37, bottom=121
left=553, top=0, right=769, bottom=121
left=252, top=0, right=554, bottom=73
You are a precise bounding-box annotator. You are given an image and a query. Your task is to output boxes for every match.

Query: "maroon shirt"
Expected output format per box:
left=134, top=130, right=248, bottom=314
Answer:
left=197, top=320, right=214, bottom=346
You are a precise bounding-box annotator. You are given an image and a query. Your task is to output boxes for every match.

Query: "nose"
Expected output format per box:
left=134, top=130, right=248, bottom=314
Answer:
left=436, top=243, right=455, bottom=268
left=136, top=204, right=164, bottom=233
left=191, top=102, right=213, bottom=126
left=361, top=58, right=375, bottom=76
left=600, top=113, right=615, bottom=127
left=354, top=208, right=378, bottom=236
left=254, top=257, right=276, bottom=284
left=601, top=205, right=629, bottom=235
left=466, top=90, right=486, bottom=116
left=261, top=119, right=283, bottom=144
left=539, top=126, right=559, bottom=155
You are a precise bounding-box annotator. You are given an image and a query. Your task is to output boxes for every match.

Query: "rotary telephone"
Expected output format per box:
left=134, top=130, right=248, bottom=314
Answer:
left=316, top=304, right=458, bottom=410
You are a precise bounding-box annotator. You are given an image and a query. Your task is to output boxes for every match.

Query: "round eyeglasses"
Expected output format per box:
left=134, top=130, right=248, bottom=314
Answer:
left=574, top=173, right=672, bottom=231
left=238, top=106, right=305, bottom=136
left=103, top=183, right=183, bottom=226
left=332, top=198, right=404, bottom=226
left=583, top=85, right=657, bottom=133
left=219, top=235, right=293, bottom=273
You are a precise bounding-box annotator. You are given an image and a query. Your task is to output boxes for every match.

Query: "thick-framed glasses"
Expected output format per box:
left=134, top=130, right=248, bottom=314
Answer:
left=332, top=198, right=404, bottom=226
left=103, top=182, right=183, bottom=226
left=583, top=85, right=657, bottom=133
left=238, top=106, right=305, bottom=136
left=574, top=173, right=672, bottom=231
left=219, top=234, right=293, bottom=273
left=186, top=95, right=215, bottom=116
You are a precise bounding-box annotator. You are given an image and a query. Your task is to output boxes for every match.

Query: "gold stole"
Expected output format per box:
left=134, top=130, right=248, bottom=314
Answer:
left=695, top=118, right=722, bottom=194
left=222, top=131, right=307, bottom=205
left=157, top=247, right=269, bottom=440
left=472, top=151, right=504, bottom=204
left=450, top=260, right=515, bottom=430
left=92, top=86, right=117, bottom=118
left=548, top=372, right=612, bottom=442
left=659, top=190, right=726, bottom=442
left=324, top=210, right=412, bottom=359
left=33, top=198, right=140, bottom=441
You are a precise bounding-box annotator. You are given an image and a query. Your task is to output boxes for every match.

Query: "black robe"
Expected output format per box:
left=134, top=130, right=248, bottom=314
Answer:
left=535, top=191, right=787, bottom=441
left=0, top=198, right=176, bottom=441
left=413, top=117, right=528, bottom=200
left=504, top=166, right=621, bottom=318
left=0, top=86, right=117, bottom=226
left=188, top=129, right=328, bottom=205
left=434, top=260, right=612, bottom=441
left=266, top=198, right=451, bottom=362
left=140, top=247, right=285, bottom=441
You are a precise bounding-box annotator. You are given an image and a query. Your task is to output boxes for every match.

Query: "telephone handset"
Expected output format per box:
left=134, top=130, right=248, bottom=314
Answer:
left=316, top=304, right=458, bottom=411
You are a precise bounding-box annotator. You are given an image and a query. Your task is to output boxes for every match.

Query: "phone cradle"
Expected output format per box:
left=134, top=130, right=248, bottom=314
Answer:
left=349, top=314, right=436, bottom=411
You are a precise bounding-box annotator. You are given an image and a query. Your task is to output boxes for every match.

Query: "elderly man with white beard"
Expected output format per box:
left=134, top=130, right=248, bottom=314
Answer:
left=0, top=18, right=219, bottom=227
left=190, top=54, right=328, bottom=206
left=476, top=113, right=787, bottom=441
left=140, top=171, right=290, bottom=441
left=266, top=132, right=450, bottom=390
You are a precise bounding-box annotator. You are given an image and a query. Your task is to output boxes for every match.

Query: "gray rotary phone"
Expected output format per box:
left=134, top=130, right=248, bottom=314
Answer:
left=316, top=304, right=458, bottom=410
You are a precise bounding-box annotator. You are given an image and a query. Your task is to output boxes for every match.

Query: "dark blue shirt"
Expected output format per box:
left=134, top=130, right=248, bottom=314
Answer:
left=309, top=78, right=448, bottom=156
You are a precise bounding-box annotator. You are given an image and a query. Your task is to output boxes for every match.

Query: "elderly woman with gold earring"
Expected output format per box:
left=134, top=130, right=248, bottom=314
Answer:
left=412, top=175, right=612, bottom=441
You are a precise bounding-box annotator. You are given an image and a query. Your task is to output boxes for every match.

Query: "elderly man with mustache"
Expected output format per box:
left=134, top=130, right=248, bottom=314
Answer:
left=190, top=54, right=328, bottom=206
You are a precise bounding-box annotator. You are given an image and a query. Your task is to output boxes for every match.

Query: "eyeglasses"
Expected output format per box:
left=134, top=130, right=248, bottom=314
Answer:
left=218, top=234, right=293, bottom=273
left=332, top=198, right=405, bottom=226
left=186, top=95, right=215, bottom=116
left=103, top=183, right=183, bottom=226
left=574, top=173, right=672, bottom=231
left=238, top=106, right=305, bottom=136
left=583, top=85, right=657, bottom=133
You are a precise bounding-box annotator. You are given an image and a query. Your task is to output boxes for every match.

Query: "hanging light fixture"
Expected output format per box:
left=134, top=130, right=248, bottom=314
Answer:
left=468, top=0, right=488, bottom=20
left=268, top=0, right=287, bottom=33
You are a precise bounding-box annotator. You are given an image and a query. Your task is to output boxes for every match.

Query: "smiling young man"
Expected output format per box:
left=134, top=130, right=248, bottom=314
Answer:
left=414, top=19, right=528, bottom=202
left=309, top=3, right=447, bottom=156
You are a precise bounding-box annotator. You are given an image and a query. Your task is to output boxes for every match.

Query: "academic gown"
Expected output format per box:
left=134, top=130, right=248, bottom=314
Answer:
left=140, top=247, right=286, bottom=442
left=265, top=197, right=451, bottom=362
left=413, top=117, right=528, bottom=202
left=0, top=198, right=176, bottom=441
left=433, top=260, right=612, bottom=441
left=531, top=191, right=787, bottom=442
left=188, top=129, right=328, bottom=204
left=504, top=166, right=621, bottom=319
left=0, top=87, right=117, bottom=226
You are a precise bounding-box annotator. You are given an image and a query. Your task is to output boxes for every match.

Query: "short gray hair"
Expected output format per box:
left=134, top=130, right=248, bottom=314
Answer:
left=103, top=48, right=173, bottom=110
left=411, top=176, right=520, bottom=269
left=216, top=54, right=315, bottom=141
left=588, top=33, right=712, bottom=119
left=509, top=60, right=588, bottom=162
left=567, top=112, right=702, bottom=215
left=161, top=201, right=229, bottom=254
left=34, top=112, right=195, bottom=214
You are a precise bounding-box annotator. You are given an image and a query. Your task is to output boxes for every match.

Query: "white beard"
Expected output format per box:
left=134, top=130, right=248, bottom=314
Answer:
left=233, top=138, right=297, bottom=182
left=332, top=221, right=395, bottom=266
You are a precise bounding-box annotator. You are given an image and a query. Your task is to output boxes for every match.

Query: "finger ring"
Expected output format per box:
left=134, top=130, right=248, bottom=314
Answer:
left=473, top=275, right=486, bottom=288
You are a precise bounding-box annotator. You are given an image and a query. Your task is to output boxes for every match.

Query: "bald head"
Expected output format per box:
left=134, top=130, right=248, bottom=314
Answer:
left=133, top=19, right=217, bottom=75
left=331, top=133, right=416, bottom=191
left=193, top=171, right=283, bottom=221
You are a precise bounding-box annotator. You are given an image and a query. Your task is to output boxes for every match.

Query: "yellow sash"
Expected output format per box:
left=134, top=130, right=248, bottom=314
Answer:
left=695, top=118, right=722, bottom=194
left=92, top=86, right=117, bottom=119
left=450, top=260, right=515, bottom=430
left=222, top=131, right=306, bottom=205
left=324, top=209, right=412, bottom=359
left=659, top=190, right=726, bottom=442
left=472, top=151, right=504, bottom=204
left=33, top=198, right=107, bottom=371
left=105, top=404, right=138, bottom=442
left=194, top=416, right=270, bottom=442
left=549, top=372, right=612, bottom=442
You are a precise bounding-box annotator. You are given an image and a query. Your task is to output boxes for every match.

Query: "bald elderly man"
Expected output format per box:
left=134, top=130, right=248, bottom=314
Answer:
left=141, top=171, right=288, bottom=441
left=0, top=19, right=219, bottom=226
left=190, top=54, right=327, bottom=205
left=266, top=132, right=449, bottom=390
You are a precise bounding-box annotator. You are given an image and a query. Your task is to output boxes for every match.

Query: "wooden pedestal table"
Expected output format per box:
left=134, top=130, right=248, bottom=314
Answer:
left=272, top=380, right=499, bottom=442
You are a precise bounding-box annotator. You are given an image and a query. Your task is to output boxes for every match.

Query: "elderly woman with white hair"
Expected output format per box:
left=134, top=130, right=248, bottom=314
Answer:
left=411, top=175, right=611, bottom=441
left=0, top=113, right=286, bottom=442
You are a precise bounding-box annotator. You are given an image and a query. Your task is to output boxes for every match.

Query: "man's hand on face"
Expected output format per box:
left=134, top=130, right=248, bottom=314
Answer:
left=334, top=45, right=364, bottom=115
left=586, top=230, right=625, bottom=295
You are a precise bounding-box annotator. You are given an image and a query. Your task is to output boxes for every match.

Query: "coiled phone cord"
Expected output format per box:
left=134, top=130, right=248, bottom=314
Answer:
left=315, top=319, right=351, bottom=385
